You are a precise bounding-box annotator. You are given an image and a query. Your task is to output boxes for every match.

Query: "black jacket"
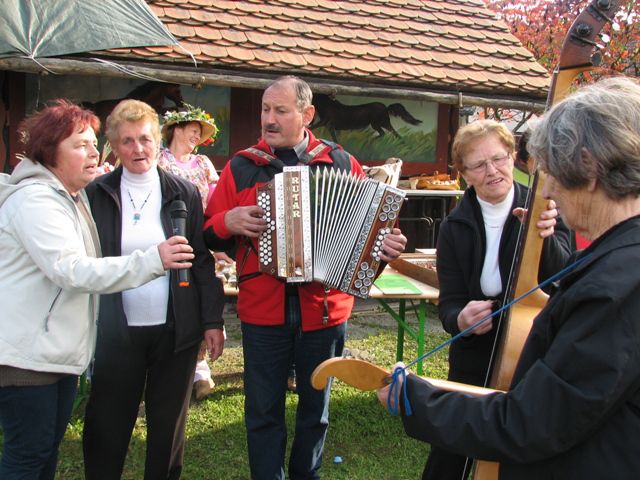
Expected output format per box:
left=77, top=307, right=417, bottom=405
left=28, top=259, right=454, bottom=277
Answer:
left=86, top=167, right=224, bottom=352
left=402, top=216, right=640, bottom=479
left=436, top=184, right=572, bottom=382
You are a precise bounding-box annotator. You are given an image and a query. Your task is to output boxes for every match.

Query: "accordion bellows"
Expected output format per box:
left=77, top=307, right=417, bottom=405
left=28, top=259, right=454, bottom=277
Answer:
left=257, top=166, right=406, bottom=298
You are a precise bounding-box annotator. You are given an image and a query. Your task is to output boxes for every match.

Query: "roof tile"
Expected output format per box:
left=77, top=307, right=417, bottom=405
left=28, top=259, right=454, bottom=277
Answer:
left=163, top=6, right=191, bottom=20
left=385, top=46, right=413, bottom=61
left=254, top=49, right=281, bottom=64
left=166, top=23, right=196, bottom=39
left=226, top=46, right=255, bottom=62
left=296, top=0, right=319, bottom=7
left=190, top=10, right=218, bottom=23
left=262, top=18, right=291, bottom=32
left=245, top=31, right=273, bottom=47
left=131, top=47, right=156, bottom=57
left=353, top=60, right=381, bottom=74
left=146, top=45, right=176, bottom=54
left=272, top=35, right=298, bottom=49
left=366, top=45, right=391, bottom=59
left=149, top=5, right=165, bottom=16
left=194, top=25, right=222, bottom=41
left=332, top=26, right=357, bottom=40
left=100, top=0, right=550, bottom=102
left=317, top=39, right=345, bottom=54
left=305, top=53, right=335, bottom=69
left=200, top=44, right=228, bottom=59
left=220, top=30, right=248, bottom=44
left=375, top=60, right=404, bottom=76
left=279, top=51, right=307, bottom=67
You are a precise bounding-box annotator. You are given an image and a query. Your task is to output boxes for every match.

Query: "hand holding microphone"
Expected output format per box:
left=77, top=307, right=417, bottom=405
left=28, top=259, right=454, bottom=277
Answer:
left=169, top=200, right=191, bottom=287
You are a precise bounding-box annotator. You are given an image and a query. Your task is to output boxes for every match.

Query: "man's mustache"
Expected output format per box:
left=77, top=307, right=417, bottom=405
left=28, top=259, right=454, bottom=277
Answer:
left=264, top=124, right=281, bottom=132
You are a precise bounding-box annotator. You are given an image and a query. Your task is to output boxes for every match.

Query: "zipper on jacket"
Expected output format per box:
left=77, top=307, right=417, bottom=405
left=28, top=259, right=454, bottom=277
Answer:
left=322, top=287, right=330, bottom=325
left=44, top=288, right=63, bottom=332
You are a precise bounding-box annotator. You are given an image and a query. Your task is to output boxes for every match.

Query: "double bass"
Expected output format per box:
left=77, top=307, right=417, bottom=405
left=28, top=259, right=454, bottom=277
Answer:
left=311, top=0, right=626, bottom=478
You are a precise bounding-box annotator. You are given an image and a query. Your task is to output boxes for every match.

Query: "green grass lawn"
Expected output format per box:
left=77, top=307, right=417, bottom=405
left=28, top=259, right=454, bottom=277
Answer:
left=2, top=304, right=450, bottom=480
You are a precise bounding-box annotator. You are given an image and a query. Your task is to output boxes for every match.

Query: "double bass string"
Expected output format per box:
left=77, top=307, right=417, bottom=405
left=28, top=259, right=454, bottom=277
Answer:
left=483, top=166, right=538, bottom=388
left=384, top=253, right=592, bottom=419
left=390, top=252, right=592, bottom=385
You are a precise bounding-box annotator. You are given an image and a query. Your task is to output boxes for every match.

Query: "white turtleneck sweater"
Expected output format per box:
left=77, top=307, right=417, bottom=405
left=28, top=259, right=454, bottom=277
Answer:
left=120, top=167, right=169, bottom=326
left=477, top=186, right=514, bottom=297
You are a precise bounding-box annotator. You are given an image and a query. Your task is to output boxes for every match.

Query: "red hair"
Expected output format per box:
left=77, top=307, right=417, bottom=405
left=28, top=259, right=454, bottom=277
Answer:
left=18, top=99, right=100, bottom=168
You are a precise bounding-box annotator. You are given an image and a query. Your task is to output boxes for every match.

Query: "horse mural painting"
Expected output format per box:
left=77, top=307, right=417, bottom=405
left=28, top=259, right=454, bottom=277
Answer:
left=310, top=93, right=422, bottom=142
left=82, top=81, right=184, bottom=127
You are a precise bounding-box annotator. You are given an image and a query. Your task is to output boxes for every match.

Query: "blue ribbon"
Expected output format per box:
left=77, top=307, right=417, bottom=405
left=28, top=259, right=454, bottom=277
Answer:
left=387, top=365, right=412, bottom=416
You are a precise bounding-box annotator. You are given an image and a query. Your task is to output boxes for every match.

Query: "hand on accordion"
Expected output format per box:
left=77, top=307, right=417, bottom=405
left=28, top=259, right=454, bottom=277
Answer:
left=224, top=205, right=268, bottom=238
left=378, top=227, right=407, bottom=263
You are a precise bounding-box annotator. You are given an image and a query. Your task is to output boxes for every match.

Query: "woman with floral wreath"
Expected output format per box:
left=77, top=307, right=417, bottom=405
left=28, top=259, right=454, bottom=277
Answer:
left=159, top=104, right=230, bottom=400
left=159, top=103, right=219, bottom=211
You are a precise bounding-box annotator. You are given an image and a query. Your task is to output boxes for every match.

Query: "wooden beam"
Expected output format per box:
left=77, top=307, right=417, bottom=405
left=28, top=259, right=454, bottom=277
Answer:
left=0, top=56, right=547, bottom=112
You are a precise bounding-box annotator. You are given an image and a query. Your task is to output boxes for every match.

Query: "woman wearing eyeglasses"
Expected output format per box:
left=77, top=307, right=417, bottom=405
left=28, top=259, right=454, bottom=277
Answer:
left=422, top=120, right=572, bottom=480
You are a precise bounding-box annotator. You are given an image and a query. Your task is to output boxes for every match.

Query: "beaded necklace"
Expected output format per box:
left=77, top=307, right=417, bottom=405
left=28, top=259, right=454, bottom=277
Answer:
left=126, top=188, right=153, bottom=225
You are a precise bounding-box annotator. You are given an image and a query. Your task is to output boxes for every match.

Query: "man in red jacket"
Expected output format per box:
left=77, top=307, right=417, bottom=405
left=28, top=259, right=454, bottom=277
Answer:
left=203, top=75, right=406, bottom=479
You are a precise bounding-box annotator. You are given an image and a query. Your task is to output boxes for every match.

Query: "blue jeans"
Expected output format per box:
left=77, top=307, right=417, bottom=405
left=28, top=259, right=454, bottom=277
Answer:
left=242, top=296, right=346, bottom=480
left=0, top=375, right=78, bottom=480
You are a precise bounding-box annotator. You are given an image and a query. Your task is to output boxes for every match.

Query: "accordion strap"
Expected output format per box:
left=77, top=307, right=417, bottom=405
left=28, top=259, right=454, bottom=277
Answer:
left=267, top=157, right=286, bottom=173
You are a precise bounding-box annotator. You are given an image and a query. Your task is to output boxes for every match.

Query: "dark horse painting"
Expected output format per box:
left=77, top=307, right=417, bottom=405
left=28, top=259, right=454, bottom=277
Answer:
left=310, top=93, right=422, bottom=142
left=82, top=81, right=184, bottom=126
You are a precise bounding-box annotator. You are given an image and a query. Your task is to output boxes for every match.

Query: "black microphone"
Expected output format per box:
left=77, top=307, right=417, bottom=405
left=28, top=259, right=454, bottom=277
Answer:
left=169, top=200, right=190, bottom=287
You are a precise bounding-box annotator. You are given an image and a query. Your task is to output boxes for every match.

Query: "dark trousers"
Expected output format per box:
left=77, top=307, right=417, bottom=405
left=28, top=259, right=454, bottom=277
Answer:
left=422, top=364, right=485, bottom=480
left=83, top=324, right=199, bottom=480
left=422, top=446, right=472, bottom=480
left=242, top=296, right=346, bottom=480
left=0, top=375, right=77, bottom=480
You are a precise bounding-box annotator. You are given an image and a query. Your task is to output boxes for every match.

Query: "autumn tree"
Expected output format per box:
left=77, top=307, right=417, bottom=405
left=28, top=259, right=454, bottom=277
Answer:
left=487, top=0, right=639, bottom=78
left=476, top=0, right=638, bottom=130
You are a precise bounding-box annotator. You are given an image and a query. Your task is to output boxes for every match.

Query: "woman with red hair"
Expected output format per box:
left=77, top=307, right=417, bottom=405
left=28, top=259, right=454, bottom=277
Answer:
left=0, top=100, right=192, bottom=480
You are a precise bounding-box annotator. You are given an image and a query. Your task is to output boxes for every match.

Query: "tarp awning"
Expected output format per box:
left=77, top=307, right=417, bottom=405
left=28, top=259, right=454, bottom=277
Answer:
left=0, top=0, right=177, bottom=59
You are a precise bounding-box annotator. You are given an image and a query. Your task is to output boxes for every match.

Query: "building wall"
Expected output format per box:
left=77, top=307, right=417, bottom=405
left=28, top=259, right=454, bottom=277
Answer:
left=4, top=72, right=451, bottom=176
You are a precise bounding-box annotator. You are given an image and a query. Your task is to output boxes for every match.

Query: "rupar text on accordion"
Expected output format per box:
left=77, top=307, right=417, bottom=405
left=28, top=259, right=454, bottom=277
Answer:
left=257, top=166, right=406, bottom=298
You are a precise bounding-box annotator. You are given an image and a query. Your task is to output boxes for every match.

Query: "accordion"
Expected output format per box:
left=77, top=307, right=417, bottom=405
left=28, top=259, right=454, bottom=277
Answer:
left=256, top=166, right=406, bottom=298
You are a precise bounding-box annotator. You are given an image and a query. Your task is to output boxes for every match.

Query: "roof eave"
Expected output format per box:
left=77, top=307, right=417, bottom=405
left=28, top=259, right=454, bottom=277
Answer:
left=0, top=55, right=548, bottom=112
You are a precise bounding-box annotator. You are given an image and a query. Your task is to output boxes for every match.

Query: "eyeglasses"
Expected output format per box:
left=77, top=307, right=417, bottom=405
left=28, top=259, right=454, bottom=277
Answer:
left=464, top=154, right=511, bottom=173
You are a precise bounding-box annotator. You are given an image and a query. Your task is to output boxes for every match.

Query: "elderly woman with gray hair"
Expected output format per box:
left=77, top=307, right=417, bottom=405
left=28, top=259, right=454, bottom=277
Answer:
left=82, top=99, right=225, bottom=480
left=377, top=76, right=640, bottom=480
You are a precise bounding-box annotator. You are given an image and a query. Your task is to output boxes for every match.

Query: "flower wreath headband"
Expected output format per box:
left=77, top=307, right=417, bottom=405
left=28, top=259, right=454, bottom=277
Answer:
left=161, top=103, right=219, bottom=146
